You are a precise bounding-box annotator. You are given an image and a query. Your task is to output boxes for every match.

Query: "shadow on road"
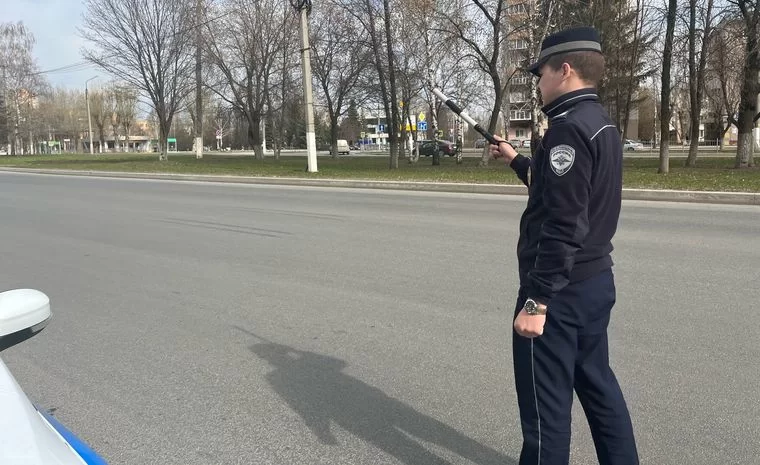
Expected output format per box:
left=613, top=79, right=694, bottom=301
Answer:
left=236, top=327, right=515, bottom=465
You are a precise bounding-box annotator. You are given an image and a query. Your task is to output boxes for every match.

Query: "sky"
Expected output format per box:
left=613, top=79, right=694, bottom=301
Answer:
left=4, top=0, right=101, bottom=89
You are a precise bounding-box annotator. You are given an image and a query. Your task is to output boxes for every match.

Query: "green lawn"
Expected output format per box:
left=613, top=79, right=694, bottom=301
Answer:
left=0, top=153, right=757, bottom=192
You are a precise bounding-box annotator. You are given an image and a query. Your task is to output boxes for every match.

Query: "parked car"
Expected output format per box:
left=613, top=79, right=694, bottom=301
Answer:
left=1, top=289, right=109, bottom=465
left=336, top=139, right=350, bottom=155
left=474, top=138, right=486, bottom=148
left=623, top=139, right=644, bottom=151
left=522, top=139, right=531, bottom=149
left=418, top=140, right=456, bottom=157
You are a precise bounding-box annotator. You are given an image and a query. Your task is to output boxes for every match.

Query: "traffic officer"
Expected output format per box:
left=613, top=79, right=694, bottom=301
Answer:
left=490, top=26, right=639, bottom=465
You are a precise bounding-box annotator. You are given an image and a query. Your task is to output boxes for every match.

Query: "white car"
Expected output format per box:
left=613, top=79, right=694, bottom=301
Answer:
left=623, top=139, right=644, bottom=151
left=0, top=289, right=108, bottom=464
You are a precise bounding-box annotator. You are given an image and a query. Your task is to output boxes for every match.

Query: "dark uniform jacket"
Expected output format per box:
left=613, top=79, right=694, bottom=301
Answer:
left=509, top=88, right=622, bottom=304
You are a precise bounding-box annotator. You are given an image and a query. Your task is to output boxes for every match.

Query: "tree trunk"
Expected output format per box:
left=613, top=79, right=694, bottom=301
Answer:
left=529, top=75, right=542, bottom=157
left=96, top=123, right=106, bottom=154
left=686, top=0, right=714, bottom=167
left=659, top=0, right=678, bottom=174
left=621, top=0, right=643, bottom=144
left=735, top=7, right=759, bottom=168
left=431, top=103, right=440, bottom=166
left=363, top=0, right=393, bottom=167
left=482, top=76, right=503, bottom=167
left=13, top=98, right=20, bottom=155
left=277, top=109, right=286, bottom=161
left=330, top=112, right=339, bottom=158
left=383, top=0, right=399, bottom=170
left=194, top=0, right=203, bottom=159
left=247, top=113, right=264, bottom=160
left=406, top=111, right=419, bottom=164
left=158, top=118, right=169, bottom=161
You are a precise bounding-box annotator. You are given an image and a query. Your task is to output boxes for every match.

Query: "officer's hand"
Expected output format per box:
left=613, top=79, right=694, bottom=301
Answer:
left=513, top=309, right=546, bottom=338
left=489, top=136, right=517, bottom=163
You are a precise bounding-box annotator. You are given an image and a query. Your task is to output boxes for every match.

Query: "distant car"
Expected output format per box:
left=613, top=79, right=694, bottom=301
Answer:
left=522, top=140, right=531, bottom=149
left=474, top=138, right=486, bottom=148
left=418, top=140, right=455, bottom=157
left=1, top=289, right=108, bottom=464
left=623, top=139, right=644, bottom=151
left=336, top=139, right=350, bottom=155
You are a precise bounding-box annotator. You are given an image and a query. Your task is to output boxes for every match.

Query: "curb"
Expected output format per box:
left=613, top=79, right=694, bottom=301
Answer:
left=0, top=167, right=758, bottom=206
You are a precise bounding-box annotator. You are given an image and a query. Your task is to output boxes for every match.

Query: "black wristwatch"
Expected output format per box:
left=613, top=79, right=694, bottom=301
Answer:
left=523, top=298, right=547, bottom=316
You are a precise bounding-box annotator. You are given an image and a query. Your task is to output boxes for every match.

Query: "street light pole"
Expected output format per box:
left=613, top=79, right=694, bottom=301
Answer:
left=85, top=75, right=98, bottom=155
left=291, top=0, right=317, bottom=172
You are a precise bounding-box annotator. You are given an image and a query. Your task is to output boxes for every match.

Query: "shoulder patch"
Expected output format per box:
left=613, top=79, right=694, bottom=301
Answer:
left=549, top=144, right=575, bottom=176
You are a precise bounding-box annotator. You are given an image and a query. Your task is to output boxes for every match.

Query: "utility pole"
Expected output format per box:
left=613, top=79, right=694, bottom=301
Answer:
left=377, top=103, right=381, bottom=148
left=194, top=0, right=204, bottom=159
left=0, top=66, right=8, bottom=154
left=86, top=75, right=98, bottom=155
left=755, top=70, right=760, bottom=152
left=291, top=0, right=317, bottom=172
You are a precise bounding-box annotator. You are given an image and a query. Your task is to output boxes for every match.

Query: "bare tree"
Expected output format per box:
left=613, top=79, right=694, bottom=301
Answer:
left=310, top=2, right=370, bottom=158
left=730, top=0, right=760, bottom=168
left=204, top=0, right=292, bottom=159
left=659, top=0, right=679, bottom=173
left=525, top=1, right=558, bottom=156
left=685, top=0, right=717, bottom=166
left=107, top=87, right=121, bottom=152
left=194, top=0, right=206, bottom=159
left=388, top=0, right=463, bottom=165
left=81, top=0, right=195, bottom=160
left=334, top=0, right=402, bottom=167
left=89, top=88, right=109, bottom=153
left=115, top=85, right=138, bottom=152
left=560, top=0, right=656, bottom=141
left=0, top=22, right=47, bottom=155
left=208, top=101, right=233, bottom=150
left=266, top=5, right=298, bottom=160
left=444, top=0, right=516, bottom=165
left=37, top=87, right=88, bottom=152
left=381, top=0, right=401, bottom=168
left=704, top=16, right=743, bottom=149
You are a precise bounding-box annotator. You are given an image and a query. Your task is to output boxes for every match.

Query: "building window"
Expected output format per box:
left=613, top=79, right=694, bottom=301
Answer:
left=510, top=110, right=530, bottom=121
left=516, top=129, right=526, bottom=138
left=509, top=39, right=528, bottom=50
left=512, top=75, right=530, bottom=85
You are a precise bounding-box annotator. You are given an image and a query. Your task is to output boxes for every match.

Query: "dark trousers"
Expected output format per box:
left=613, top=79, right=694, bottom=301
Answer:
left=513, top=269, right=639, bottom=465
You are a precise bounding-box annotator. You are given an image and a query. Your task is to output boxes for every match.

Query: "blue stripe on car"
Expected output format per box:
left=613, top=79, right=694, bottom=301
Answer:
left=37, top=407, right=108, bottom=465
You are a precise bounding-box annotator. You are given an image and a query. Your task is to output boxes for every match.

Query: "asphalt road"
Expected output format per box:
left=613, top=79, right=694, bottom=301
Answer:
left=1, top=172, right=758, bottom=465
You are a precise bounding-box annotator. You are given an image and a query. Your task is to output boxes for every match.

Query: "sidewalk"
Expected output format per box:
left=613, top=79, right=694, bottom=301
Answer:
left=1, top=167, right=758, bottom=206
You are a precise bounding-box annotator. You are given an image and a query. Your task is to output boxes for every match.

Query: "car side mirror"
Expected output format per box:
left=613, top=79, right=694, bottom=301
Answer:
left=0, top=289, right=51, bottom=352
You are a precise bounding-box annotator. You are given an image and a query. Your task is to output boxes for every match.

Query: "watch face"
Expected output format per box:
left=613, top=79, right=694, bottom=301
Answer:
left=525, top=299, right=537, bottom=315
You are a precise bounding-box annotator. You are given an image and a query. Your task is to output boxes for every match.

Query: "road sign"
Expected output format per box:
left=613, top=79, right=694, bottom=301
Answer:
left=418, top=112, right=426, bottom=122
left=378, top=124, right=385, bottom=133
left=417, top=121, right=427, bottom=131
left=360, top=132, right=365, bottom=138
